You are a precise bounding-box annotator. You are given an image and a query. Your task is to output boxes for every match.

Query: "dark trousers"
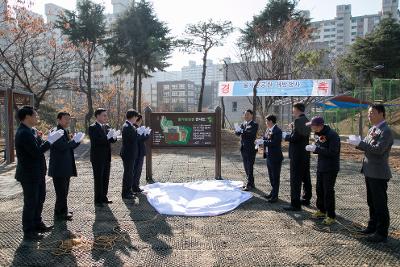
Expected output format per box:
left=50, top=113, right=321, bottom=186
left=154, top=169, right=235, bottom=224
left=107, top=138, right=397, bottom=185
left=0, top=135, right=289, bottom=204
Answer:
left=266, top=159, right=282, bottom=198
left=289, top=157, right=312, bottom=208
left=133, top=156, right=144, bottom=190
left=122, top=157, right=135, bottom=196
left=316, top=171, right=337, bottom=218
left=365, top=177, right=390, bottom=237
left=241, top=150, right=256, bottom=187
left=53, top=176, right=71, bottom=216
left=91, top=160, right=111, bottom=203
left=21, top=178, right=46, bottom=234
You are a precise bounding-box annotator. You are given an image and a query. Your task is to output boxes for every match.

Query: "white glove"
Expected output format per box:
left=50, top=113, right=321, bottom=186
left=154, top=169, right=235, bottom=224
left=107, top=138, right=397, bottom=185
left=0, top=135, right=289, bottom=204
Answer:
left=137, top=126, right=145, bottom=136
left=73, top=132, right=85, bottom=143
left=47, top=129, right=64, bottom=144
left=113, top=130, right=121, bottom=140
left=234, top=126, right=243, bottom=133
left=255, top=139, right=264, bottom=145
left=347, top=135, right=361, bottom=146
left=107, top=129, right=115, bottom=140
left=145, top=127, right=152, bottom=135
left=282, top=132, right=288, bottom=139
left=305, top=144, right=316, bottom=152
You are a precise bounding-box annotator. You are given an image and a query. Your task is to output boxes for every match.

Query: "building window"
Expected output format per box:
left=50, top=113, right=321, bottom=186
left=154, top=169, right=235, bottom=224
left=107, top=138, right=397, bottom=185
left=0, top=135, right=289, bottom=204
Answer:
left=179, top=84, right=185, bottom=89
left=171, top=91, right=179, bottom=96
left=324, top=29, right=330, bottom=32
left=337, top=30, right=344, bottom=33
left=188, top=91, right=194, bottom=97
left=351, top=32, right=356, bottom=35
left=179, top=91, right=186, bottom=96
left=232, top=102, right=237, bottom=112
left=163, top=91, right=170, bottom=97
left=337, top=23, right=344, bottom=27
left=171, top=84, right=177, bottom=89
left=163, top=84, right=169, bottom=90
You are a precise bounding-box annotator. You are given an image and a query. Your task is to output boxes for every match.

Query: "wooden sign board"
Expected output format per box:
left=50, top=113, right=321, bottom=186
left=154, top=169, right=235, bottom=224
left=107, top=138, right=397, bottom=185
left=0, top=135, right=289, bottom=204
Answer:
left=150, top=113, right=216, bottom=147
left=145, top=107, right=222, bottom=180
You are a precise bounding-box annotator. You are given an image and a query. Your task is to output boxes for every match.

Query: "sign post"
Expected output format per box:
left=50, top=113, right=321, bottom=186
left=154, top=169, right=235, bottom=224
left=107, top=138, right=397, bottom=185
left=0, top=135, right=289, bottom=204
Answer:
left=144, top=106, right=222, bottom=181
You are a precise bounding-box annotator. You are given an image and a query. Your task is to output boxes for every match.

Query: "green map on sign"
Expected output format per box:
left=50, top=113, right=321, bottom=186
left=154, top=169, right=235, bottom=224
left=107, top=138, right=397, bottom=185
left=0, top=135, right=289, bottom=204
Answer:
left=160, top=116, right=192, bottom=145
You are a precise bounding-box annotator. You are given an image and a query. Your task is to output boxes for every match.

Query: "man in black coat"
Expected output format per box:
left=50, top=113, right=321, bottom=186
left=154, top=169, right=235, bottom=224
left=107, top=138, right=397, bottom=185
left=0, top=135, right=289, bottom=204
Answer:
left=48, top=112, right=85, bottom=221
left=120, top=109, right=139, bottom=199
left=305, top=116, right=340, bottom=225
left=15, top=106, right=64, bottom=240
left=132, top=115, right=151, bottom=193
left=89, top=108, right=118, bottom=207
left=283, top=102, right=312, bottom=211
left=256, top=114, right=283, bottom=203
left=235, top=109, right=259, bottom=191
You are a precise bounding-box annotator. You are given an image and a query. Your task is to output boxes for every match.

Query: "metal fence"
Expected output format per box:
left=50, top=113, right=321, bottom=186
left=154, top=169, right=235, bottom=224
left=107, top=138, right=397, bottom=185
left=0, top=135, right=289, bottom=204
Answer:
left=310, top=79, right=400, bottom=137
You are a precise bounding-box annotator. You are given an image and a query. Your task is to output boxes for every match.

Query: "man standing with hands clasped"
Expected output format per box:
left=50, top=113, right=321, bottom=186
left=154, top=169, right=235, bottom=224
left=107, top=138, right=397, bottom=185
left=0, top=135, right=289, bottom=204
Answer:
left=89, top=108, right=119, bottom=207
left=305, top=116, right=340, bottom=226
left=348, top=104, right=394, bottom=243
left=48, top=112, right=85, bottom=221
left=282, top=102, right=312, bottom=211
left=235, top=109, right=259, bottom=191
left=15, top=106, right=64, bottom=241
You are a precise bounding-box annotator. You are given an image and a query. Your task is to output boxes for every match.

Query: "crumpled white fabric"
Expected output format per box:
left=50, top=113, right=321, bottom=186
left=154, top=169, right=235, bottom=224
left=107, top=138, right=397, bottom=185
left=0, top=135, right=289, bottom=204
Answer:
left=142, top=180, right=252, bottom=216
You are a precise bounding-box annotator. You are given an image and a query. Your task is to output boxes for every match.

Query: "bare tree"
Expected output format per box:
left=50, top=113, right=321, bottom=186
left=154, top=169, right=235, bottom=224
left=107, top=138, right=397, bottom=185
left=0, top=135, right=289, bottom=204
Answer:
left=178, top=19, right=233, bottom=112
left=0, top=7, right=77, bottom=109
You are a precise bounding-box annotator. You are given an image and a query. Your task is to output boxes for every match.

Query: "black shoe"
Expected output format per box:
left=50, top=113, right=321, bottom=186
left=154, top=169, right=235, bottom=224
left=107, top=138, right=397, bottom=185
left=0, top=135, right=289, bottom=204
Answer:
left=242, top=185, right=254, bottom=191
left=24, top=232, right=44, bottom=241
left=103, top=198, right=113, bottom=204
left=283, top=205, right=301, bottom=211
left=95, top=203, right=104, bottom=207
left=146, top=178, right=156, bottom=184
left=122, top=194, right=135, bottom=200
left=132, top=188, right=144, bottom=193
left=264, top=193, right=272, bottom=199
left=268, top=198, right=278, bottom=203
left=357, top=228, right=376, bottom=235
left=365, top=234, right=387, bottom=243
left=36, top=223, right=53, bottom=233
left=301, top=199, right=311, bottom=206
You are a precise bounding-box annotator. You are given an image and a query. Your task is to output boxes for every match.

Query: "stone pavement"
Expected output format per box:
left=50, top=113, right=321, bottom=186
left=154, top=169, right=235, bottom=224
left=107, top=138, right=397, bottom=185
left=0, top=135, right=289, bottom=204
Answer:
left=0, top=146, right=400, bottom=266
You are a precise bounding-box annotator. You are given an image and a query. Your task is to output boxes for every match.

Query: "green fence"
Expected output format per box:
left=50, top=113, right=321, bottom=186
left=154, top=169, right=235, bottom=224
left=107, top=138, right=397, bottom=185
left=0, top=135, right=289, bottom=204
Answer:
left=310, top=79, right=400, bottom=137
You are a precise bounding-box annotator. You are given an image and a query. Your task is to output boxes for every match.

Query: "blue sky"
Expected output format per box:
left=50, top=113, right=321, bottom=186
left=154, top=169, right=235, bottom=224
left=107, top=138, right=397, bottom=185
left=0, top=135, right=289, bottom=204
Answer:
left=31, top=0, right=384, bottom=70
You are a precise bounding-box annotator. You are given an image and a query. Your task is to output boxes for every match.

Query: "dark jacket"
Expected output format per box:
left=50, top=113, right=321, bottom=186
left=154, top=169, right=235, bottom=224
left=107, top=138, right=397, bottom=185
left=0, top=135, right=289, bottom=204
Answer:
left=313, top=125, right=340, bottom=173
left=357, top=122, right=393, bottom=180
left=48, top=125, right=80, bottom=178
left=15, top=123, right=50, bottom=182
left=263, top=125, right=284, bottom=162
left=134, top=124, right=150, bottom=158
left=120, top=120, right=138, bottom=161
left=235, top=120, right=259, bottom=154
left=89, top=122, right=116, bottom=163
left=285, top=114, right=311, bottom=160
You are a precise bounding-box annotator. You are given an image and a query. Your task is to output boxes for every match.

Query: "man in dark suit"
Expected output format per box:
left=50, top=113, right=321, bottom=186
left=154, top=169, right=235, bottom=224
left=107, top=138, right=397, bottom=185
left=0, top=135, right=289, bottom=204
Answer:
left=132, top=115, right=151, bottom=193
left=283, top=102, right=312, bottom=211
left=256, top=114, right=283, bottom=203
left=120, top=109, right=139, bottom=199
left=305, top=116, right=340, bottom=226
left=348, top=104, right=394, bottom=243
left=15, top=106, right=64, bottom=240
left=235, top=109, right=259, bottom=191
left=48, top=112, right=85, bottom=221
left=89, top=108, right=118, bottom=207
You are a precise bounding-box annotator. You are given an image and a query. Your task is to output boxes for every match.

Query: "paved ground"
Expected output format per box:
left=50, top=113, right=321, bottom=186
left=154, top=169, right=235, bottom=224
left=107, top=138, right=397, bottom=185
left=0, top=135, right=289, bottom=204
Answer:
left=1, top=143, right=400, bottom=266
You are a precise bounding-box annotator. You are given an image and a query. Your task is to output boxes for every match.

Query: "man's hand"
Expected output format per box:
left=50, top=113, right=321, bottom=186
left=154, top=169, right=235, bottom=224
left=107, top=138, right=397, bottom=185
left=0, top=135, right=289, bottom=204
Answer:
left=47, top=129, right=64, bottom=144
left=305, top=144, right=316, bottom=152
left=73, top=132, right=85, bottom=143
left=113, top=130, right=121, bottom=140
left=347, top=135, right=361, bottom=146
left=282, top=132, right=288, bottom=139
left=107, top=129, right=115, bottom=140
left=255, top=139, right=264, bottom=145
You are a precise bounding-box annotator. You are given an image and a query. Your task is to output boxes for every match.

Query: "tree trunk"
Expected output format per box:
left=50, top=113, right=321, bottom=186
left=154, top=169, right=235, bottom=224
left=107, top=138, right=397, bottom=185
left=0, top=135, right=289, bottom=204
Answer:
left=198, top=50, right=208, bottom=112
left=221, top=97, right=226, bottom=129
left=85, top=57, right=94, bottom=133
left=132, top=61, right=138, bottom=110
left=138, top=70, right=142, bottom=113
left=252, top=78, right=261, bottom=119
